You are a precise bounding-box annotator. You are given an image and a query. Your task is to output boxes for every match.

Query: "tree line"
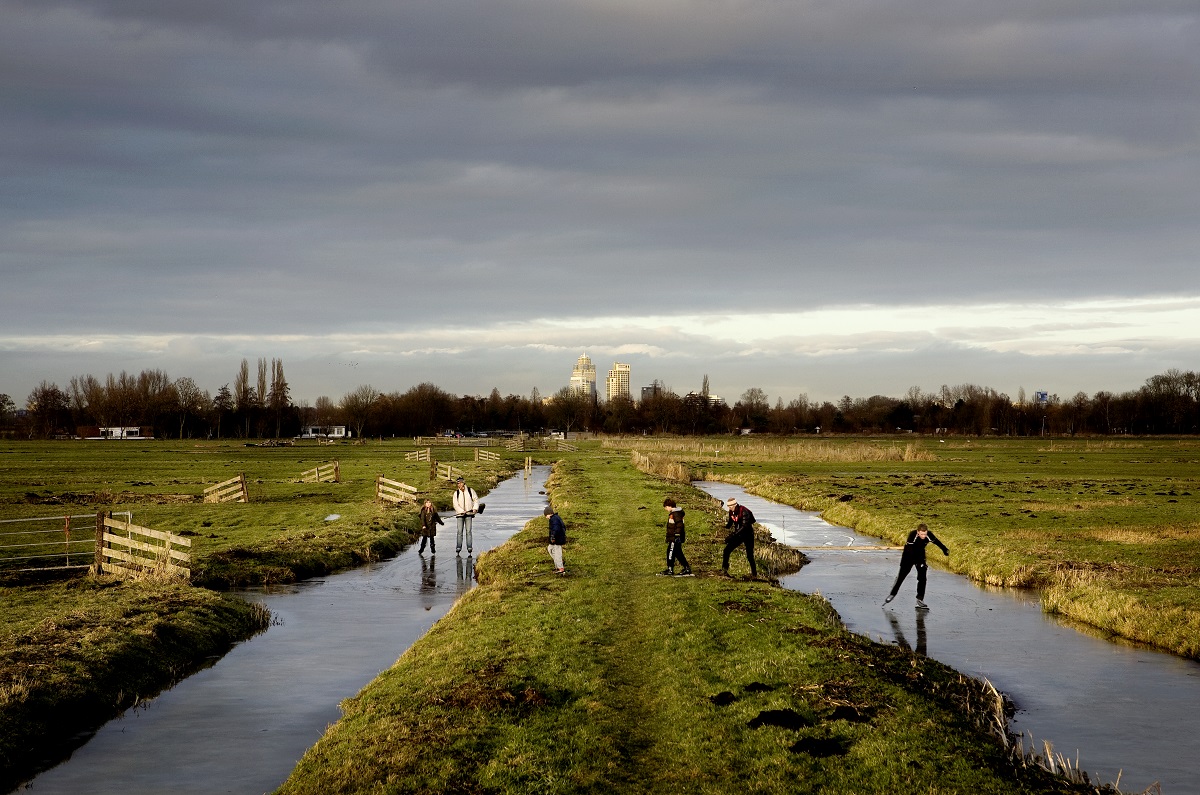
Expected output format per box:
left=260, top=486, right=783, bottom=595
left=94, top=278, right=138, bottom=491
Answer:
left=2, top=363, right=1198, bottom=440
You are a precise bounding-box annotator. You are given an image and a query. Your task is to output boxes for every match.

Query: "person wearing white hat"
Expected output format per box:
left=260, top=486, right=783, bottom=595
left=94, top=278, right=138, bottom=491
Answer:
left=722, top=496, right=757, bottom=578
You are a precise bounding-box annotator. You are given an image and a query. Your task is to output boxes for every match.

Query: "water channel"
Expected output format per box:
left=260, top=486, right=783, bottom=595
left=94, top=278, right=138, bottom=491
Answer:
left=18, top=466, right=552, bottom=795
left=696, top=480, right=1200, bottom=794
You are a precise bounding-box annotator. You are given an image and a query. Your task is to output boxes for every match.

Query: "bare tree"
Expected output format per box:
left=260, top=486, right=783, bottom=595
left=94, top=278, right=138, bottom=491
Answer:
left=174, top=377, right=207, bottom=439
left=341, top=384, right=379, bottom=439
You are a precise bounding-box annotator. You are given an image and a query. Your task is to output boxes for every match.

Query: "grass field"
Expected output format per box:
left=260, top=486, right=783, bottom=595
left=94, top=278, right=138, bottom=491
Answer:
left=2, top=436, right=1173, bottom=792
left=610, top=436, right=1200, bottom=658
left=0, top=439, right=523, bottom=586
left=0, top=438, right=524, bottom=789
left=280, top=454, right=1105, bottom=794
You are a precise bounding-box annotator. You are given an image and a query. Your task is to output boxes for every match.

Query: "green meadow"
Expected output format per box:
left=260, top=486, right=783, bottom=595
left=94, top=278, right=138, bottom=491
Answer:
left=0, top=438, right=517, bottom=789
left=280, top=454, right=1093, bottom=794
left=611, top=436, right=1200, bottom=658
left=4, top=436, right=1183, bottom=792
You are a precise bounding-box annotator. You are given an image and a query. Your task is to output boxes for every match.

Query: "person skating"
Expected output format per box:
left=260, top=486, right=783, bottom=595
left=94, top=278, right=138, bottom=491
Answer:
left=883, top=523, right=949, bottom=609
left=661, top=498, right=691, bottom=576
left=722, top=497, right=757, bottom=578
left=452, top=477, right=480, bottom=555
left=417, top=499, right=443, bottom=554
left=545, top=505, right=567, bottom=575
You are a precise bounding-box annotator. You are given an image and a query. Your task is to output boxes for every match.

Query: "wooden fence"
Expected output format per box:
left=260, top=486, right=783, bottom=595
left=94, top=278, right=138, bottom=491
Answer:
left=415, top=436, right=496, bottom=447
left=436, top=462, right=463, bottom=482
left=204, top=473, right=248, bottom=503
left=94, top=513, right=191, bottom=579
left=554, top=440, right=579, bottom=452
left=300, top=460, right=341, bottom=484
left=376, top=475, right=418, bottom=505
left=405, top=448, right=432, bottom=462
left=475, top=449, right=500, bottom=462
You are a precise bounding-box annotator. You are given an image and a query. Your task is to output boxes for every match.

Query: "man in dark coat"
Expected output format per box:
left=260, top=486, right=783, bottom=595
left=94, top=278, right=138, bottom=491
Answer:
left=883, top=523, right=950, bottom=609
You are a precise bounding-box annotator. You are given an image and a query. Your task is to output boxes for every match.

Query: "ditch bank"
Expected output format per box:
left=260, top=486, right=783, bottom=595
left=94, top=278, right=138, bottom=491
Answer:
left=277, top=458, right=1101, bottom=795
left=2, top=474, right=508, bottom=791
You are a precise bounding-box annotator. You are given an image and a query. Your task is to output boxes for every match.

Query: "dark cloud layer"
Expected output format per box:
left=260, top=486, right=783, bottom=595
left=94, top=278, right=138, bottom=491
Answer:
left=2, top=0, right=1198, bottom=400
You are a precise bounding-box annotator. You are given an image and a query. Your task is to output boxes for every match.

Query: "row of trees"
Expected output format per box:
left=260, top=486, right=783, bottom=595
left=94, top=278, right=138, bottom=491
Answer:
left=4, top=364, right=1199, bottom=440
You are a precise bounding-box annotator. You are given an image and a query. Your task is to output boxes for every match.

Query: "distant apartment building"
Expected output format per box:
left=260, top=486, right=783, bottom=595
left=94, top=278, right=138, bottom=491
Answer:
left=606, top=362, right=631, bottom=402
left=570, top=353, right=597, bottom=399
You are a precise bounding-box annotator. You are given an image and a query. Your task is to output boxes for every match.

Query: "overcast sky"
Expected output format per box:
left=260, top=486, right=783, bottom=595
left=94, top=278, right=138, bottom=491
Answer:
left=2, top=0, right=1198, bottom=407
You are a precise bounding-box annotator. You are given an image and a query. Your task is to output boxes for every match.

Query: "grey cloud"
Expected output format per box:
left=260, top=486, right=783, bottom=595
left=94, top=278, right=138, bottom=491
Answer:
left=2, top=0, right=1199, bottom=400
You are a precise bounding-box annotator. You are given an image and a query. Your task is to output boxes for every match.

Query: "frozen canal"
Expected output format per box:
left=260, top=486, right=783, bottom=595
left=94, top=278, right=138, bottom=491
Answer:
left=697, top=480, right=1200, bottom=794
left=18, top=467, right=551, bottom=795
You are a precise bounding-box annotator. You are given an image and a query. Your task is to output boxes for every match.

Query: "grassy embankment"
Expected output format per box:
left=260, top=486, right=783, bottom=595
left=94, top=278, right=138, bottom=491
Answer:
left=609, top=436, right=1200, bottom=659
left=279, top=454, right=1106, bottom=794
left=0, top=439, right=519, bottom=789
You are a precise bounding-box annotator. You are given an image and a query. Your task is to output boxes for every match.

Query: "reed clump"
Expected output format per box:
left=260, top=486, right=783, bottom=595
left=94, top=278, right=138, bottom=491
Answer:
left=607, top=437, right=937, bottom=463
left=628, top=450, right=692, bottom=482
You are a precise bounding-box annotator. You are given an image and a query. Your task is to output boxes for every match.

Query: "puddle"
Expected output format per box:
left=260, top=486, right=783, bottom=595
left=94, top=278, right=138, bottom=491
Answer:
left=696, top=480, right=1200, bottom=794
left=17, top=467, right=551, bottom=795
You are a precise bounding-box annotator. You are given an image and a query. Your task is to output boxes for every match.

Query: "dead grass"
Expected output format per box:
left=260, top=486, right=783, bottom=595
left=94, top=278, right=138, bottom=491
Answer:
left=608, top=437, right=937, bottom=463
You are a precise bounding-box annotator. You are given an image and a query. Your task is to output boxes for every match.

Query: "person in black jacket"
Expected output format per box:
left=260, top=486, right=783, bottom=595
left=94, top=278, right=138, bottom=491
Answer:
left=722, top=497, right=757, bottom=578
left=661, top=498, right=691, bottom=576
left=418, top=500, right=443, bottom=554
left=883, top=523, right=949, bottom=609
left=545, top=505, right=567, bottom=575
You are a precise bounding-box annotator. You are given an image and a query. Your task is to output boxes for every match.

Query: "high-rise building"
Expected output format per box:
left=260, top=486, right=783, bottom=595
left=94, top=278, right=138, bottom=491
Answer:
left=570, top=354, right=597, bottom=399
left=606, top=362, right=631, bottom=402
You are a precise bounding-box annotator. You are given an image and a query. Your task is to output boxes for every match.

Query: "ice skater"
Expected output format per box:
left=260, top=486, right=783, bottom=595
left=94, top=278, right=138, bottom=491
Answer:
left=452, top=477, right=480, bottom=555
left=883, top=523, right=949, bottom=609
left=418, top=499, right=443, bottom=554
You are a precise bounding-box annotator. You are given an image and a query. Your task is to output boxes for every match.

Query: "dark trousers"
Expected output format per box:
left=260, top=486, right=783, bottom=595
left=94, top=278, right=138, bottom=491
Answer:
left=722, top=529, right=756, bottom=576
left=889, top=561, right=927, bottom=599
left=419, top=536, right=435, bottom=553
left=666, top=539, right=689, bottom=571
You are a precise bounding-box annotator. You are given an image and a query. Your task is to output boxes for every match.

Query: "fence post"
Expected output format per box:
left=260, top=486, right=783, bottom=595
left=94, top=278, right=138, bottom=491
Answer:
left=334, top=460, right=342, bottom=483
left=93, top=511, right=108, bottom=575
left=430, top=458, right=437, bottom=481
left=239, top=472, right=249, bottom=502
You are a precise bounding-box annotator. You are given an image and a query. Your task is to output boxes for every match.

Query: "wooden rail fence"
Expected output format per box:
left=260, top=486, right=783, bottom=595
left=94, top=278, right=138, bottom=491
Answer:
left=204, top=473, right=248, bottom=503
left=300, top=460, right=341, bottom=484
left=94, top=513, right=191, bottom=579
left=405, top=448, right=432, bottom=462
left=376, top=475, right=419, bottom=504
left=436, top=462, right=463, bottom=482
left=554, top=440, right=579, bottom=452
left=475, top=449, right=500, bottom=462
left=415, top=436, right=496, bottom=447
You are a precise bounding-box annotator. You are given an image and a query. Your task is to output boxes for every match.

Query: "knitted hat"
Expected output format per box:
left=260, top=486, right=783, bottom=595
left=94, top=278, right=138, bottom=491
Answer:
left=726, top=497, right=738, bottom=508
